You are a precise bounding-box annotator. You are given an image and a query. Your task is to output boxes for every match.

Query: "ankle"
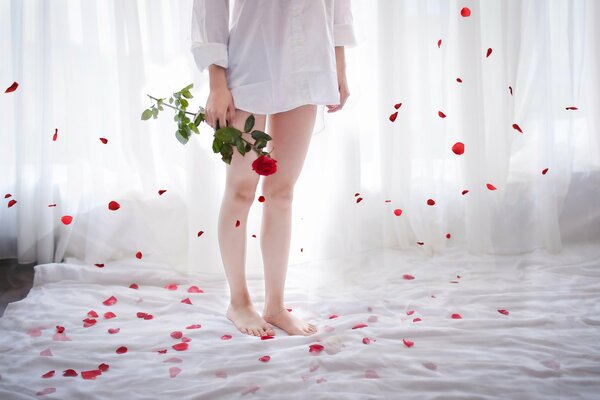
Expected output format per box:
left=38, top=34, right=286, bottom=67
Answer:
left=263, top=303, right=286, bottom=317
left=229, top=295, right=253, bottom=309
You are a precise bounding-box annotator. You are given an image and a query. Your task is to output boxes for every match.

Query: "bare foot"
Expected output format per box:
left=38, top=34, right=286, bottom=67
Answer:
left=262, top=306, right=317, bottom=336
left=226, top=303, right=276, bottom=337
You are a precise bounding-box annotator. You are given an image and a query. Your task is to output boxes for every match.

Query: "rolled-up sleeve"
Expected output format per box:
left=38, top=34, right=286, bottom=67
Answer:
left=190, top=0, right=230, bottom=73
left=333, top=0, right=357, bottom=47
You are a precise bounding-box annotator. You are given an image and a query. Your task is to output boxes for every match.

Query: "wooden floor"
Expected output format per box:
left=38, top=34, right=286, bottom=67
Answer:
left=0, top=259, right=35, bottom=317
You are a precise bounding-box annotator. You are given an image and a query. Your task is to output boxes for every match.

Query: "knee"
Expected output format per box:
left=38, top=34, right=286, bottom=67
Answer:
left=262, top=183, right=294, bottom=206
left=227, top=183, right=257, bottom=205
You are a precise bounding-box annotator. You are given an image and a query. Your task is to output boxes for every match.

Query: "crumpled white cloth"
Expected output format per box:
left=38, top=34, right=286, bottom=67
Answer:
left=1, top=243, right=600, bottom=399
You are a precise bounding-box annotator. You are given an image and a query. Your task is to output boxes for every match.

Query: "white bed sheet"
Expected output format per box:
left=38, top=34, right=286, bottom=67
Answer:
left=1, top=243, right=599, bottom=399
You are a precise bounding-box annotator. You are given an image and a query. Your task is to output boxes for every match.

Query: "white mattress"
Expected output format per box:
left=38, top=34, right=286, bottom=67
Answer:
left=1, top=243, right=599, bottom=399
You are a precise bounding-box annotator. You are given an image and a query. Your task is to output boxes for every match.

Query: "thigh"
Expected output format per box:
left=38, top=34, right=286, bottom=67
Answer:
left=262, top=104, right=318, bottom=190
left=225, top=108, right=267, bottom=190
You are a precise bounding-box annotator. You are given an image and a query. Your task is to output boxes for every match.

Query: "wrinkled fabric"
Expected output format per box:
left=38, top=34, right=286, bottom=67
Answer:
left=190, top=0, right=357, bottom=115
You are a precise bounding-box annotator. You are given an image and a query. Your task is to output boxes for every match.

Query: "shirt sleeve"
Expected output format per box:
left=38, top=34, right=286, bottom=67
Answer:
left=333, top=0, right=357, bottom=48
left=190, top=0, right=230, bottom=73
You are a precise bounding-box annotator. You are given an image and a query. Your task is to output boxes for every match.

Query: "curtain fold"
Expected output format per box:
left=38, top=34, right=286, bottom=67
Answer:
left=1, top=0, right=598, bottom=274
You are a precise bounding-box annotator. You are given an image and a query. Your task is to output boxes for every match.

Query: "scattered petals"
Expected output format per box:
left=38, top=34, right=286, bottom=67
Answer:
left=356, top=197, right=363, bottom=203
left=394, top=102, right=402, bottom=109
left=352, top=323, right=368, bottom=329
left=456, top=77, right=463, bottom=83
left=486, top=183, right=497, bottom=190
left=460, top=7, right=471, bottom=17
left=452, top=142, right=465, bottom=155
left=403, top=339, right=414, bottom=348
left=187, top=286, right=203, bottom=293
left=4, top=193, right=11, bottom=198
left=221, top=334, right=232, bottom=340
left=98, top=363, right=109, bottom=372
left=170, top=331, right=183, bottom=339
left=329, top=314, right=338, bottom=319
left=40, top=348, right=53, bottom=356
left=165, top=284, right=178, bottom=290
left=427, top=199, right=435, bottom=206
left=99, top=137, right=108, bottom=144
left=542, top=168, right=549, bottom=175
left=116, top=346, right=128, bottom=354
left=362, top=337, right=373, bottom=344
left=451, top=313, right=462, bottom=319
left=258, top=355, right=271, bottom=362
left=437, top=39, right=442, bottom=48
left=509, top=86, right=513, bottom=95
left=403, top=274, right=415, bottom=280
left=7, top=199, right=17, bottom=208
left=235, top=219, right=240, bottom=228
left=180, top=298, right=193, bottom=305
left=309, top=344, right=324, bottom=353
left=197, top=230, right=204, bottom=237
left=258, top=195, right=265, bottom=202
left=406, top=310, right=415, bottom=316
left=438, top=111, right=446, bottom=118
left=108, top=201, right=120, bottom=211
left=104, top=312, right=116, bottom=319
left=565, top=106, right=578, bottom=110
left=486, top=48, right=493, bottom=58
left=82, top=318, right=97, bottom=328
left=498, top=309, right=510, bottom=316
left=94, top=263, right=104, bottom=268
left=169, top=367, right=181, bottom=378
left=108, top=328, right=120, bottom=334
left=185, top=324, right=201, bottom=329
left=87, top=310, right=98, bottom=318
left=512, top=123, right=523, bottom=133
left=103, top=296, right=118, bottom=306
left=5, top=81, right=19, bottom=93
left=461, top=189, right=469, bottom=195
left=172, top=342, right=188, bottom=351
left=260, top=335, right=275, bottom=340
left=60, top=215, right=73, bottom=225
left=129, top=283, right=139, bottom=289
left=446, top=233, right=451, bottom=239
left=48, top=203, right=57, bottom=207
left=81, top=370, right=102, bottom=380
left=62, top=369, right=78, bottom=377
left=36, top=388, right=56, bottom=396
left=389, top=111, right=398, bottom=122
left=393, top=208, right=402, bottom=216
left=158, top=189, right=167, bottom=195
left=52, top=128, right=58, bottom=141
left=42, top=370, right=55, bottom=378
left=417, top=241, right=424, bottom=245
left=136, top=251, right=142, bottom=259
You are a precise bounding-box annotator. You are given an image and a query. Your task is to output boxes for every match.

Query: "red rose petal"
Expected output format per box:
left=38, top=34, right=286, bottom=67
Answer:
left=565, top=106, right=578, bottom=110
left=260, top=335, right=275, bottom=340
left=158, top=189, right=167, bottom=195
left=99, top=137, right=108, bottom=144
left=169, top=367, right=181, bottom=378
left=329, top=314, right=338, bottom=319
left=129, top=283, right=139, bottom=289
left=438, top=111, right=446, bottom=118
left=165, top=284, right=178, bottom=290
left=406, top=310, right=415, bottom=316
left=81, top=369, right=102, bottom=380
left=56, top=326, right=65, bottom=333
left=181, top=337, right=191, bottom=342
left=136, top=312, right=147, bottom=318
left=60, top=215, right=73, bottom=225
left=452, top=142, right=465, bottom=155
left=498, top=309, right=510, bottom=315
left=512, top=123, right=523, bottom=133
left=258, top=355, right=271, bottom=362
left=486, top=183, right=497, bottom=190
left=104, top=311, right=116, bottom=319
left=48, top=203, right=57, bottom=207
left=258, top=195, right=265, bottom=202
left=235, top=219, right=240, bottom=227
left=362, top=337, right=371, bottom=344
left=446, top=233, right=451, bottom=239
left=181, top=298, right=192, bottom=305
left=108, top=201, right=120, bottom=211
left=461, top=189, right=469, bottom=195
left=427, top=199, right=435, bottom=206
left=417, top=241, right=424, bottom=245
left=171, top=331, right=183, bottom=339
left=460, top=7, right=471, bottom=17
left=108, top=328, right=120, bottom=334
left=98, top=363, right=109, bottom=372
left=309, top=344, right=324, bottom=353
left=393, top=208, right=402, bottom=216
left=87, top=310, right=98, bottom=318
left=221, top=334, right=232, bottom=340
left=5, top=81, right=19, bottom=93
left=356, top=197, right=363, bottom=203
left=136, top=251, right=142, bottom=259
left=403, top=339, right=414, bottom=347
left=187, top=286, right=203, bottom=293
left=185, top=324, right=201, bottom=329
left=403, top=274, right=415, bottom=280
left=451, top=313, right=462, bottom=319
left=7, top=199, right=17, bottom=208
left=4, top=193, right=11, bottom=198
left=197, top=230, right=204, bottom=237
left=116, top=346, right=128, bottom=354
left=352, top=323, right=368, bottom=329
left=394, top=102, right=402, bottom=109
left=172, top=342, right=188, bottom=351
left=542, top=168, right=549, bottom=175
left=102, top=296, right=117, bottom=306
left=456, top=77, right=463, bottom=83
left=52, top=128, right=58, bottom=142
left=63, top=369, right=78, bottom=377
left=42, top=370, right=55, bottom=378
left=389, top=111, right=398, bottom=122
left=509, top=86, right=513, bottom=95
left=437, top=39, right=442, bottom=48
left=83, top=318, right=97, bottom=328
left=94, top=263, right=104, bottom=268
left=486, top=48, right=493, bottom=58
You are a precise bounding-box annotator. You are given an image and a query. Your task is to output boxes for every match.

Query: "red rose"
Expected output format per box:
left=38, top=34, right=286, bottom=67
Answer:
left=252, top=155, right=277, bottom=176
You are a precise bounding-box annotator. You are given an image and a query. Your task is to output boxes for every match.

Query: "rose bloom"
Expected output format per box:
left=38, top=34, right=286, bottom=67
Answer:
left=252, top=155, right=278, bottom=176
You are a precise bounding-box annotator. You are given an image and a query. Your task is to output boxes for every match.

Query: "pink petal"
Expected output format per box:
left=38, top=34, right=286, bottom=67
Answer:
left=169, top=367, right=181, bottom=378
left=258, top=355, right=270, bottom=362
left=102, top=296, right=117, bottom=306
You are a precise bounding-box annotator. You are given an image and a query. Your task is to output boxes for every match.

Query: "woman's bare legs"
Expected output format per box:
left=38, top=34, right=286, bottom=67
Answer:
left=260, top=104, right=318, bottom=336
left=220, top=108, right=275, bottom=337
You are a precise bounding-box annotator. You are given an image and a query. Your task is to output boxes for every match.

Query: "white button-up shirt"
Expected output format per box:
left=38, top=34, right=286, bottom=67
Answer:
left=190, top=0, right=357, bottom=115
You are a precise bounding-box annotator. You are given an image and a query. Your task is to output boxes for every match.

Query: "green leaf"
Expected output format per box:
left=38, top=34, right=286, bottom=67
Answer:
left=141, top=109, right=153, bottom=120
left=176, top=130, right=189, bottom=145
left=215, top=126, right=242, bottom=143
left=255, top=139, right=268, bottom=149
left=180, top=98, right=189, bottom=108
left=188, top=122, right=199, bottom=134
left=194, top=113, right=205, bottom=126
left=152, top=107, right=159, bottom=119
left=181, top=83, right=193, bottom=92
left=182, top=90, right=193, bottom=99
left=220, top=143, right=233, bottom=164
left=212, top=137, right=223, bottom=153
left=244, top=114, right=255, bottom=133
left=235, top=138, right=246, bottom=155
left=245, top=143, right=252, bottom=152
left=169, top=97, right=173, bottom=104
left=251, top=130, right=271, bottom=141
left=157, top=105, right=164, bottom=111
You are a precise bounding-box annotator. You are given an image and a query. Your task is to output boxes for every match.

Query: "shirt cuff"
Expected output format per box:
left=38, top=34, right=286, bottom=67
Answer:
left=190, top=42, right=228, bottom=73
left=334, top=23, right=357, bottom=47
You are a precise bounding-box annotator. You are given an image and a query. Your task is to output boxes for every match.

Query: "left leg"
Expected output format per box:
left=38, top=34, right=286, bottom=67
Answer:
left=260, top=104, right=318, bottom=336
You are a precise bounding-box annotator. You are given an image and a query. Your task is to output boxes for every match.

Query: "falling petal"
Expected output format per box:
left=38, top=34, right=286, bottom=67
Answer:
left=48, top=203, right=56, bottom=207
left=356, top=197, right=363, bottom=203
left=221, top=334, right=232, bottom=340
left=62, top=369, right=78, bottom=377
left=461, top=189, right=469, bottom=195
left=42, top=370, right=55, bottom=379
left=498, top=309, right=509, bottom=315
left=509, top=86, right=513, bottom=95
left=438, top=111, right=446, bottom=118
left=486, top=48, right=493, bottom=58
left=4, top=81, right=19, bottom=93
left=565, top=106, right=578, bottom=110
left=94, top=264, right=104, bottom=268
left=104, top=312, right=116, bottom=319
left=427, top=199, right=435, bottom=206
left=456, top=77, right=463, bottom=83
left=258, top=195, right=265, bottom=202
left=83, top=318, right=97, bottom=328
left=512, top=123, right=523, bottom=133
left=7, top=199, right=17, bottom=208
left=98, top=363, right=109, bottom=372
left=186, top=324, right=201, bottom=329
left=108, top=328, right=120, bottom=334
left=158, top=189, right=167, bottom=195
left=417, top=242, right=424, bottom=245
left=99, top=138, right=108, bottom=144
left=394, top=103, right=402, bottom=109
left=389, top=111, right=398, bottom=122
left=437, top=39, right=442, bottom=48
left=235, top=220, right=240, bottom=227
left=486, top=183, right=497, bottom=190
left=197, top=231, right=204, bottom=237
left=108, top=201, right=120, bottom=211
left=181, top=298, right=192, bottom=305
left=309, top=344, right=324, bottom=353
left=452, top=142, right=465, bottom=155
left=60, top=215, right=73, bottom=225
left=393, top=209, right=402, bottom=216
left=52, top=128, right=58, bottom=141
left=136, top=251, right=142, bottom=259
left=446, top=233, right=451, bottom=239
left=460, top=7, right=471, bottom=17
left=542, top=168, right=549, bottom=175
left=352, top=323, right=368, bottom=329
left=129, top=283, right=139, bottom=289
left=165, top=284, right=178, bottom=290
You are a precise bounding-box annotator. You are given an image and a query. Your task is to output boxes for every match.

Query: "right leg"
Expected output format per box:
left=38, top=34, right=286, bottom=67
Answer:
left=219, top=108, right=275, bottom=337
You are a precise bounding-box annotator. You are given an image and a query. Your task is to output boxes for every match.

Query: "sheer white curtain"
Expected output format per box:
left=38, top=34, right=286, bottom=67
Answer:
left=1, top=0, right=598, bottom=275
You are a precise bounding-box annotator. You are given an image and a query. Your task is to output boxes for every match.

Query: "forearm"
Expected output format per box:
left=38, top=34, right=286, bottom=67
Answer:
left=335, top=46, right=347, bottom=80
left=208, top=64, right=229, bottom=90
